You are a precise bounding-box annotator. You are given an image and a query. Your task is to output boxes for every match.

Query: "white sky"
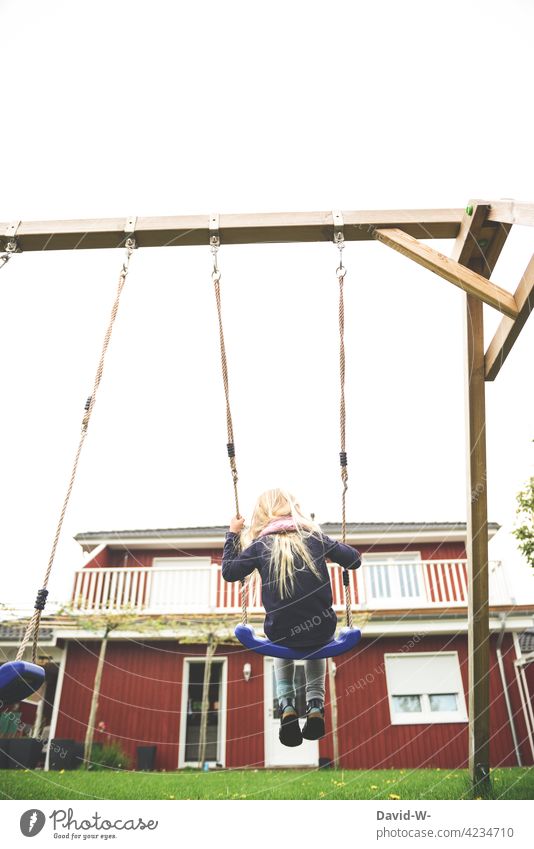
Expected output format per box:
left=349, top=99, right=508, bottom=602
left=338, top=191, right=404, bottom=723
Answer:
left=0, top=0, right=533, bottom=608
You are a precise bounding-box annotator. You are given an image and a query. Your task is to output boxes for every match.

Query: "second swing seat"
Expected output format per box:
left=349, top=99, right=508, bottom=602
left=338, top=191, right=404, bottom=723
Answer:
left=0, top=660, right=46, bottom=704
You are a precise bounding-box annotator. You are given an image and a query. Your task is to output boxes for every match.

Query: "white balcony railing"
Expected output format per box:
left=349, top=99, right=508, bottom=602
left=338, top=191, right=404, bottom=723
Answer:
left=71, top=559, right=511, bottom=615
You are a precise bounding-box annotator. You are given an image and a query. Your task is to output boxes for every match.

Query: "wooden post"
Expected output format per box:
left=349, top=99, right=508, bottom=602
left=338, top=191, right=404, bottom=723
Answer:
left=328, top=658, right=339, bottom=769
left=450, top=203, right=505, bottom=796
left=198, top=634, right=217, bottom=769
left=464, top=293, right=491, bottom=794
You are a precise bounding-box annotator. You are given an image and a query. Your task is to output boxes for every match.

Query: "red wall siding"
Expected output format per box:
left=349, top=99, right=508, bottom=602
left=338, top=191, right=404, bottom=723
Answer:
left=225, top=650, right=264, bottom=768
left=96, top=541, right=467, bottom=572
left=55, top=631, right=531, bottom=770
left=83, top=547, right=113, bottom=568
left=105, top=548, right=219, bottom=569
left=56, top=641, right=183, bottom=770
left=55, top=641, right=265, bottom=771
left=357, top=542, right=466, bottom=560
left=318, top=633, right=529, bottom=769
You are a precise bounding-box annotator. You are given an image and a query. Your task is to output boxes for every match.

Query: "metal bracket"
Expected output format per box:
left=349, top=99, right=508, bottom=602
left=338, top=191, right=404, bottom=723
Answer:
left=4, top=220, right=21, bottom=251
left=209, top=214, right=220, bottom=279
left=124, top=216, right=137, bottom=249
left=209, top=213, right=220, bottom=249
left=332, top=210, right=344, bottom=245
left=125, top=216, right=137, bottom=235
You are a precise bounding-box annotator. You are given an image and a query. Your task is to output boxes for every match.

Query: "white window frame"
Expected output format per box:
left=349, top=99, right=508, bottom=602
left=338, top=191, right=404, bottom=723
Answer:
left=384, top=651, right=468, bottom=725
left=362, top=551, right=424, bottom=605
left=178, top=656, right=228, bottom=768
left=151, top=557, right=215, bottom=612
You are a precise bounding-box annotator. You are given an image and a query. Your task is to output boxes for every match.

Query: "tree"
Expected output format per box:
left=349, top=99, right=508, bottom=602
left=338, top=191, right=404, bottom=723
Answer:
left=58, top=606, right=177, bottom=768
left=513, top=476, right=534, bottom=569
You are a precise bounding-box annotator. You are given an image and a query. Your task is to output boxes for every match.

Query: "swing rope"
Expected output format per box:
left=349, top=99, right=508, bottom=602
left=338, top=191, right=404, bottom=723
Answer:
left=15, top=237, right=136, bottom=664
left=211, top=216, right=354, bottom=632
left=335, top=217, right=353, bottom=630
left=209, top=224, right=247, bottom=625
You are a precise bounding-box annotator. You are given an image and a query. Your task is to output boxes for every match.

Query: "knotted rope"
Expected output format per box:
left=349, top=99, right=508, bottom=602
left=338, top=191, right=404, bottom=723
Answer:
left=16, top=238, right=136, bottom=663
left=335, top=227, right=353, bottom=630
left=210, top=235, right=247, bottom=624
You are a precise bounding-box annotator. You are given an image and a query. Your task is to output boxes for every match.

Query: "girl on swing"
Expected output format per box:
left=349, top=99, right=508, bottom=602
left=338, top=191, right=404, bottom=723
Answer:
left=222, top=487, right=360, bottom=747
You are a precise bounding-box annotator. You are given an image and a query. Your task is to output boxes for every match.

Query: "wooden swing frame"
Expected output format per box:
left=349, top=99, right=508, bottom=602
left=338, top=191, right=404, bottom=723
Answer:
left=2, top=199, right=533, bottom=792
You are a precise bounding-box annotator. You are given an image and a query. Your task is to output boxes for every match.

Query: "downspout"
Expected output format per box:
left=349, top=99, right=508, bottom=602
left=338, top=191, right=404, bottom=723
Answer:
left=496, top=613, right=522, bottom=766
left=513, top=633, right=534, bottom=761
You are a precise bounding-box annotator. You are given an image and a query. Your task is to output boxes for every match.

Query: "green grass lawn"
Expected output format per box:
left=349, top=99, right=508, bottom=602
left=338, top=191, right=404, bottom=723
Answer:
left=1, top=768, right=533, bottom=800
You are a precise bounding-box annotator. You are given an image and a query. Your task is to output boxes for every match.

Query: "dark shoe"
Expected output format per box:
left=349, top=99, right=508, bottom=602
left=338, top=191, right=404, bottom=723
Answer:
left=278, top=698, right=302, bottom=747
left=301, top=699, right=325, bottom=740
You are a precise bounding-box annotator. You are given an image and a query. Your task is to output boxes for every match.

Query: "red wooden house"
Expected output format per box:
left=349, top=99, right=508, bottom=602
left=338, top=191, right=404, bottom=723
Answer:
left=2, top=522, right=534, bottom=771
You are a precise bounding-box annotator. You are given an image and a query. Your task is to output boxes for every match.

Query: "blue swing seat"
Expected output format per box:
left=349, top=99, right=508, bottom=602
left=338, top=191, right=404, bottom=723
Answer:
left=0, top=661, right=46, bottom=704
left=234, top=623, right=361, bottom=660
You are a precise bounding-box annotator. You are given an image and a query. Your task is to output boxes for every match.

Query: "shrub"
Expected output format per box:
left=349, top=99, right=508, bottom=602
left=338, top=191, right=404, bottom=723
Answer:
left=86, top=742, right=131, bottom=771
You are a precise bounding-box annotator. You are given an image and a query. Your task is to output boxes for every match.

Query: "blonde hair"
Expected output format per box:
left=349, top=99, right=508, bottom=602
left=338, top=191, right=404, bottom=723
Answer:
left=240, top=488, right=323, bottom=600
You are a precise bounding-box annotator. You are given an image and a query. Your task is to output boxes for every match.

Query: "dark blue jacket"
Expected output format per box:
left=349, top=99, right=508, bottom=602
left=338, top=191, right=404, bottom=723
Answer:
left=222, top=530, right=361, bottom=648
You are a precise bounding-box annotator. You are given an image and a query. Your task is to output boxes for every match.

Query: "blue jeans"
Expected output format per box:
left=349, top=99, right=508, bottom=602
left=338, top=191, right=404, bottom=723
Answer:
left=273, top=657, right=326, bottom=702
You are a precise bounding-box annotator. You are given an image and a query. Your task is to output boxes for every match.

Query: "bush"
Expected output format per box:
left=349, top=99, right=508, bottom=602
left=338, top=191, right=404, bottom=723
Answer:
left=87, top=742, right=131, bottom=771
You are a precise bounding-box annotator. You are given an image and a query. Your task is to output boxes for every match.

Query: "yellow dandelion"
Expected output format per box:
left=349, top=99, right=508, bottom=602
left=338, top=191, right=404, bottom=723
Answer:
left=389, top=793, right=401, bottom=800
left=370, top=785, right=379, bottom=790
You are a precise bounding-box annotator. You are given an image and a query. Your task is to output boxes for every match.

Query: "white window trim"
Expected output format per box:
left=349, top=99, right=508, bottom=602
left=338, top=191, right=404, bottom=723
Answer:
left=363, top=551, right=424, bottom=604
left=152, top=556, right=212, bottom=570
left=178, top=656, right=227, bottom=768
left=362, top=551, right=422, bottom=562
left=384, top=651, right=468, bottom=725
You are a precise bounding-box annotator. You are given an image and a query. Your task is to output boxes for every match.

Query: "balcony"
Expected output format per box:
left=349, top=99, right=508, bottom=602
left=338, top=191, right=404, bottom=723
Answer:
left=71, top=557, right=512, bottom=615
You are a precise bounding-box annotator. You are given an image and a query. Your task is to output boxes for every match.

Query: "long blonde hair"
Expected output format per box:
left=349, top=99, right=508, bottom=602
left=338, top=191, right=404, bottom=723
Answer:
left=240, top=488, right=323, bottom=600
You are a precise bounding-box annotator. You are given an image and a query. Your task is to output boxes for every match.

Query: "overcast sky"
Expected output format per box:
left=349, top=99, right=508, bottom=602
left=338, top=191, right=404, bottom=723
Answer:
left=0, top=0, right=533, bottom=608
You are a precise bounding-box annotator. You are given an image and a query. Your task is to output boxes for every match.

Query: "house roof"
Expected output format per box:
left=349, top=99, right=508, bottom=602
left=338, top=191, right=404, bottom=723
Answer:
left=74, top=521, right=501, bottom=552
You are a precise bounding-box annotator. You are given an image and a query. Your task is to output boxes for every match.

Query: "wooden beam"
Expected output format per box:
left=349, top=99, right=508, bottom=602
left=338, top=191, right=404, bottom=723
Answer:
left=485, top=254, right=534, bottom=380
left=0, top=209, right=464, bottom=252
left=374, top=227, right=518, bottom=318
left=485, top=201, right=534, bottom=227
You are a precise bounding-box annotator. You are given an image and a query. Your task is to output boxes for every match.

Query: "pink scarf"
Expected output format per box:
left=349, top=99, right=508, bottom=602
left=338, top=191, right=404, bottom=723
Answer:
left=258, top=516, right=303, bottom=537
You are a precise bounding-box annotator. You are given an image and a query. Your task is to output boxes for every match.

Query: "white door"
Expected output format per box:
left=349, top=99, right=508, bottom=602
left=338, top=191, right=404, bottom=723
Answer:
left=264, top=658, right=319, bottom=767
